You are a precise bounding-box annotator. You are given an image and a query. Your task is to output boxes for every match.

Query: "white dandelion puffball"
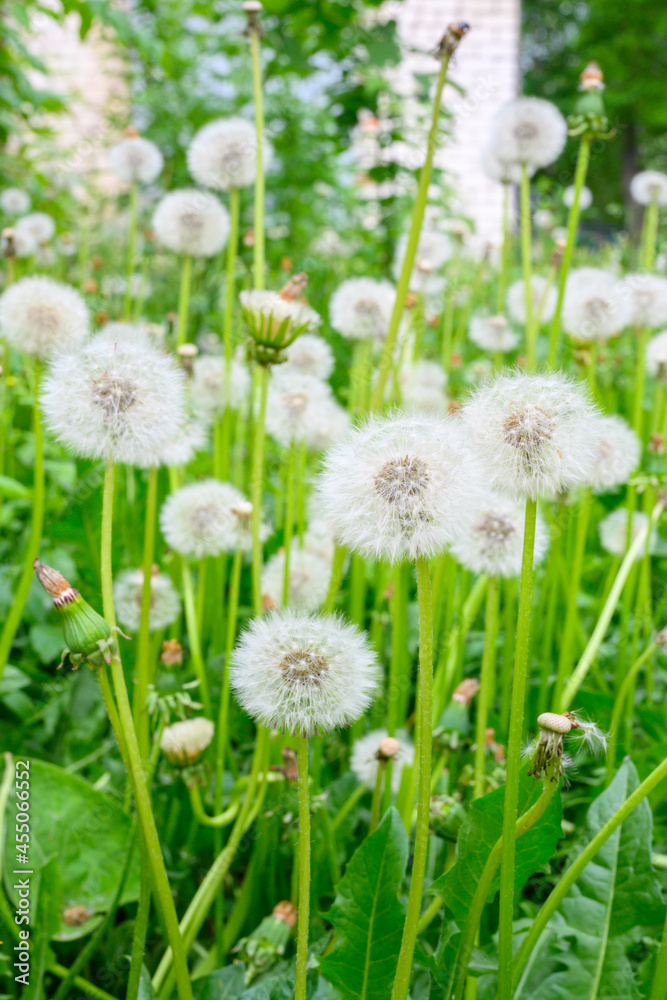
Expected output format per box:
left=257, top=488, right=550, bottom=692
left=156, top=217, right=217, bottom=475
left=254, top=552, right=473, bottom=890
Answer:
left=161, top=479, right=268, bottom=558
left=261, top=548, right=331, bottom=611
left=488, top=97, right=567, bottom=169
left=239, top=288, right=321, bottom=342
left=187, top=116, right=271, bottom=191
left=0, top=276, right=89, bottom=358
left=469, top=313, right=520, bottom=353
left=113, top=568, right=182, bottom=633
left=599, top=509, right=657, bottom=560
left=351, top=729, right=415, bottom=793
left=302, top=517, right=336, bottom=562
left=630, top=170, right=667, bottom=207
left=152, top=189, right=230, bottom=257
left=160, top=717, right=215, bottom=765
left=109, top=136, right=163, bottom=184
left=329, top=277, right=397, bottom=342
left=283, top=334, right=334, bottom=380
left=15, top=212, right=55, bottom=244
left=584, top=415, right=641, bottom=494
left=265, top=370, right=333, bottom=449
left=158, top=416, right=208, bottom=468
left=398, top=360, right=448, bottom=413
left=481, top=146, right=524, bottom=185
left=6, top=227, right=38, bottom=258
left=41, top=333, right=187, bottom=468
left=461, top=371, right=599, bottom=501
left=190, top=354, right=251, bottom=419
left=230, top=609, right=380, bottom=735
left=562, top=267, right=631, bottom=342
left=316, top=413, right=485, bottom=563
left=646, top=329, right=667, bottom=380
left=449, top=492, right=549, bottom=578
left=622, top=273, right=667, bottom=328
left=533, top=209, right=555, bottom=231
left=306, top=396, right=351, bottom=452
left=393, top=230, right=453, bottom=293
left=506, top=276, right=557, bottom=326
left=1, top=188, right=31, bottom=215
left=563, top=185, right=592, bottom=210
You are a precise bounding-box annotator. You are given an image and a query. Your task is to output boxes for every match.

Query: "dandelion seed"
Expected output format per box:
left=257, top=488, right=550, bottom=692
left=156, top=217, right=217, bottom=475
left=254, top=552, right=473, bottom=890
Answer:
left=109, top=135, right=163, bottom=184
left=449, top=492, right=549, bottom=577
left=114, top=567, right=182, bottom=633
left=393, top=230, right=453, bottom=294
left=153, top=189, right=230, bottom=257
left=598, top=508, right=657, bottom=560
left=646, top=329, right=667, bottom=380
left=488, top=97, right=567, bottom=170
left=265, top=370, right=334, bottom=449
left=0, top=188, right=31, bottom=215
left=190, top=354, right=251, bottom=419
left=506, top=276, right=557, bottom=326
left=469, top=313, right=520, bottom=353
left=0, top=276, right=89, bottom=357
left=15, top=211, right=55, bottom=245
left=584, top=415, right=641, bottom=493
left=187, top=116, right=271, bottom=190
left=283, top=333, right=334, bottom=380
left=630, top=170, right=667, bottom=206
left=261, top=548, right=331, bottom=611
left=160, top=479, right=269, bottom=558
left=622, top=273, right=667, bottom=328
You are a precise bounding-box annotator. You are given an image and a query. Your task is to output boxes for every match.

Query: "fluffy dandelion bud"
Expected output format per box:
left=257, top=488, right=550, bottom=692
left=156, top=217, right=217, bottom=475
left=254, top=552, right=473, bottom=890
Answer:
left=622, top=273, right=667, bottom=328
left=598, top=508, right=657, bottom=560
left=449, top=492, right=549, bottom=577
left=187, top=116, right=271, bottom=190
left=646, top=329, right=667, bottom=381
left=109, top=135, right=163, bottom=184
left=33, top=560, right=113, bottom=669
left=230, top=609, right=380, bottom=736
left=1, top=188, right=31, bottom=215
left=630, top=170, right=667, bottom=207
left=160, top=717, right=214, bottom=765
left=240, top=276, right=321, bottom=363
left=329, top=277, right=397, bottom=342
left=350, top=729, right=415, bottom=793
left=15, top=211, right=55, bottom=245
left=506, top=276, right=557, bottom=326
left=316, top=413, right=485, bottom=563
left=114, top=568, right=182, bottom=633
left=469, top=313, right=520, bottom=353
left=461, top=371, right=599, bottom=501
left=152, top=189, right=230, bottom=257
left=261, top=549, right=331, bottom=611
left=487, top=97, right=567, bottom=170
left=584, top=414, right=641, bottom=493
left=0, top=276, right=89, bottom=357
left=283, top=334, right=334, bottom=380
left=160, top=480, right=269, bottom=558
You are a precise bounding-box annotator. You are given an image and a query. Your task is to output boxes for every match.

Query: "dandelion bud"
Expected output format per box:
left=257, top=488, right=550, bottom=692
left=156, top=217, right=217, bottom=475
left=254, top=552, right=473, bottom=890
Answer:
left=377, top=737, right=401, bottom=761
left=436, top=21, right=470, bottom=57
left=234, top=900, right=297, bottom=985
left=2, top=227, right=15, bottom=258
left=177, top=342, right=198, bottom=373
left=452, top=678, right=480, bottom=705
left=161, top=639, right=183, bottom=667
left=33, top=560, right=113, bottom=669
left=63, top=905, right=92, bottom=927
left=160, top=717, right=215, bottom=765
left=240, top=282, right=321, bottom=364
left=527, top=710, right=606, bottom=781
left=351, top=729, right=414, bottom=792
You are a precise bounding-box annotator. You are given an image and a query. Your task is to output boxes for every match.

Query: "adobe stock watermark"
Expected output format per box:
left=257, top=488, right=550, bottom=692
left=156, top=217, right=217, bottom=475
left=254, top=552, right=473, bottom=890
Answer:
left=13, top=757, right=32, bottom=986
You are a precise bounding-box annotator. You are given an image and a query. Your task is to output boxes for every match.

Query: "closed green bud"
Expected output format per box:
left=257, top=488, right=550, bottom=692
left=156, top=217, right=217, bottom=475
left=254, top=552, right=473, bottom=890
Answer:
left=33, top=560, right=114, bottom=670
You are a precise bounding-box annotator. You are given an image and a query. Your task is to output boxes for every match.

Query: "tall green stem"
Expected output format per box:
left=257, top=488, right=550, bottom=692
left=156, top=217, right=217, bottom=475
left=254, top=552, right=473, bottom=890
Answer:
left=215, top=548, right=243, bottom=800
left=123, top=181, right=139, bottom=320
left=547, top=136, right=591, bottom=367
left=134, top=466, right=159, bottom=761
left=176, top=255, right=192, bottom=347
left=520, top=164, right=535, bottom=368
left=282, top=441, right=296, bottom=605
left=649, top=900, right=667, bottom=1000
left=181, top=558, right=211, bottom=713
left=295, top=736, right=311, bottom=1000
left=0, top=360, right=44, bottom=687
left=99, top=461, right=193, bottom=1000
left=249, top=22, right=265, bottom=289
left=391, top=556, right=433, bottom=1000
left=371, top=48, right=456, bottom=410
left=553, top=488, right=591, bottom=707
left=223, top=187, right=240, bottom=366
left=498, top=183, right=510, bottom=313
left=473, top=576, right=500, bottom=799
left=497, top=497, right=538, bottom=1000
left=251, top=365, right=270, bottom=614
left=605, top=641, right=657, bottom=785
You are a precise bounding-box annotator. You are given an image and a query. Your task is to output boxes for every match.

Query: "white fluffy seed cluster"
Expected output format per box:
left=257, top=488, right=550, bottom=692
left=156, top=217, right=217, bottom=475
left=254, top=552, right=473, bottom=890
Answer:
left=562, top=267, right=631, bottom=342
left=317, top=413, right=485, bottom=563
left=1, top=188, right=31, bottom=215
left=563, top=185, right=592, bottom=210
left=0, top=276, right=90, bottom=358
left=114, top=568, right=182, bottom=633
left=598, top=508, right=657, bottom=560
left=160, top=717, right=215, bottom=765
left=350, top=729, right=415, bottom=793
left=506, top=276, right=557, bottom=326
left=584, top=415, right=641, bottom=493
left=622, top=273, right=667, bottom=328
left=461, top=371, right=599, bottom=501
left=152, top=189, right=230, bottom=257
left=187, top=117, right=270, bottom=190
left=230, top=609, right=380, bottom=736
left=480, top=145, right=524, bottom=185
left=283, top=334, right=334, bottom=380
left=646, top=330, right=667, bottom=380
left=161, top=479, right=268, bottom=558
left=487, top=97, right=567, bottom=170
left=393, top=230, right=452, bottom=294
left=469, top=313, right=520, bottom=353
left=190, top=354, right=251, bottom=419
left=265, top=370, right=344, bottom=450
left=41, top=333, right=187, bottom=467
left=261, top=548, right=331, bottom=611
left=109, top=136, right=163, bottom=185
left=158, top=415, right=208, bottom=468
left=630, top=170, right=667, bottom=206
left=449, top=492, right=549, bottom=578
left=398, top=360, right=448, bottom=413
left=329, top=277, right=397, bottom=341
left=16, top=212, right=55, bottom=244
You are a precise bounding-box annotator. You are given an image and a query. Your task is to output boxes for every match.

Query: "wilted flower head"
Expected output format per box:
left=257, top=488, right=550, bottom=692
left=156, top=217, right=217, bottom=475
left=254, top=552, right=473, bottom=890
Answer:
left=1, top=188, right=31, bottom=215
left=0, top=276, right=90, bottom=358
left=598, top=508, right=657, bottom=560
left=109, top=135, right=163, bottom=184
left=584, top=415, right=641, bottom=493
left=506, top=276, right=557, bottom=326
left=461, top=371, right=598, bottom=501
left=646, top=329, right=667, bottom=381
left=393, top=230, right=453, bottom=293
left=469, top=313, right=520, bottom=353
left=317, top=413, right=484, bottom=563
left=449, top=492, right=549, bottom=577
left=114, top=567, right=182, bottom=633
left=152, top=189, right=230, bottom=257
left=161, top=479, right=269, bottom=558
left=350, top=729, right=415, bottom=793
left=261, top=548, right=331, bottom=611
left=488, top=97, right=567, bottom=169
left=622, top=273, right=667, bottom=328
left=481, top=146, right=524, bottom=185
left=329, top=277, right=397, bottom=342
left=160, top=717, right=215, bottom=765
left=398, top=360, right=448, bottom=413
left=190, top=354, right=251, bottom=419
left=187, top=116, right=270, bottom=190
left=630, top=170, right=667, bottom=206
left=41, top=333, right=187, bottom=467
left=527, top=711, right=607, bottom=781
left=15, top=211, right=55, bottom=244
left=265, top=370, right=334, bottom=449
left=240, top=276, right=321, bottom=359
left=562, top=267, right=631, bottom=342
left=230, top=609, right=380, bottom=735
left=563, top=184, right=592, bottom=210
left=283, top=333, right=334, bottom=380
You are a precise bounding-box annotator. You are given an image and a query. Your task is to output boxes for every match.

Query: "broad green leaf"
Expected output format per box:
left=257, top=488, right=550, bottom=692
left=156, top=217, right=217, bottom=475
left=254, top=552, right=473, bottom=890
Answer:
left=0, top=474, right=29, bottom=499
left=430, top=769, right=563, bottom=923
left=517, top=760, right=664, bottom=1000
left=3, top=758, right=140, bottom=940
left=138, top=966, right=158, bottom=1000
left=192, top=965, right=248, bottom=1000
left=320, top=807, right=409, bottom=1000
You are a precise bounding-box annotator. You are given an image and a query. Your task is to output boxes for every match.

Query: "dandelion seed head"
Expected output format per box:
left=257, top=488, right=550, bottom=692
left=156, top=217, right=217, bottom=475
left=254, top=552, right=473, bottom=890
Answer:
left=157, top=415, right=208, bottom=467
left=646, top=329, right=667, bottom=381
left=481, top=146, right=524, bottom=185
left=161, top=479, right=269, bottom=558
left=261, top=548, right=331, bottom=612
left=109, top=136, right=163, bottom=184
left=488, top=97, right=567, bottom=169
left=563, top=185, right=592, bottom=210
left=266, top=370, right=334, bottom=449
left=283, top=333, right=334, bottom=380
left=393, top=230, right=453, bottom=293
left=187, top=116, right=271, bottom=190
left=15, top=211, right=55, bottom=244
left=1, top=188, right=31, bottom=215
left=622, top=273, right=667, bottom=328
left=506, top=276, right=557, bottom=326
left=598, top=508, right=657, bottom=560
left=153, top=189, right=230, bottom=257
left=630, top=170, right=667, bottom=206
left=350, top=729, right=415, bottom=793
left=563, top=268, right=631, bottom=342
left=190, top=354, right=251, bottom=419
left=114, top=568, right=182, bottom=633
left=305, top=396, right=351, bottom=452
left=469, top=313, right=520, bottom=353
left=0, top=276, right=89, bottom=357
left=329, top=277, right=396, bottom=342
left=585, top=415, right=641, bottom=493
left=449, top=492, right=549, bottom=577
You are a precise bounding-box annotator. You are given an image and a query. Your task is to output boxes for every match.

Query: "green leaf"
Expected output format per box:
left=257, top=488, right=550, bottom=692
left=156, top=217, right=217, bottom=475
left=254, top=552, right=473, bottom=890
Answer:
left=320, top=807, right=409, bottom=1000
left=431, top=769, right=563, bottom=923
left=192, top=965, right=248, bottom=1000
left=3, top=758, right=140, bottom=941
left=0, top=474, right=30, bottom=499
left=20, top=856, right=61, bottom=1000
left=517, top=760, right=665, bottom=1000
